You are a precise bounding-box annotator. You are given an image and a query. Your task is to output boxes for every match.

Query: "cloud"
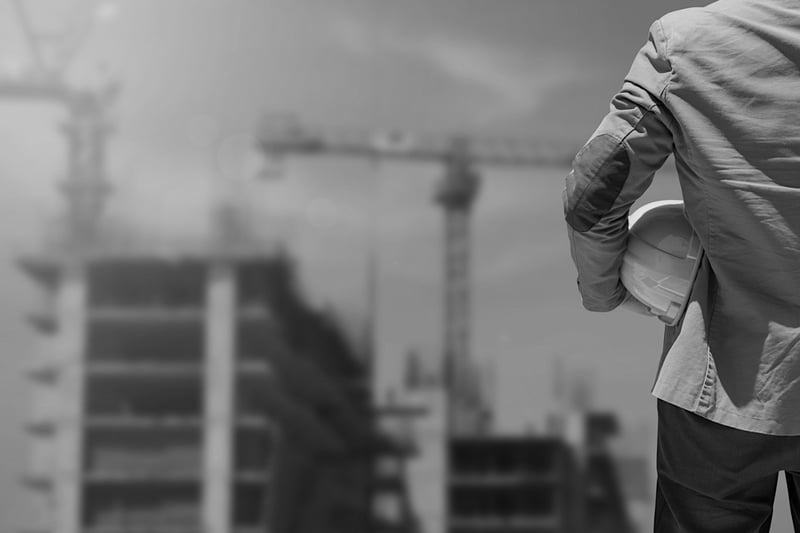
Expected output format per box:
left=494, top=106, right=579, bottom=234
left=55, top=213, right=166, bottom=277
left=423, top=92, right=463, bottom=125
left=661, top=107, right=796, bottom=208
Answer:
left=328, top=14, right=595, bottom=120
left=329, top=15, right=379, bottom=59
left=423, top=37, right=583, bottom=114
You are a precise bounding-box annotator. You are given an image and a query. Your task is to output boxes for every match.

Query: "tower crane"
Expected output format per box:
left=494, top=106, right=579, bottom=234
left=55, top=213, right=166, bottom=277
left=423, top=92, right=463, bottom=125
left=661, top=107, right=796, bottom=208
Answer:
left=257, top=120, right=576, bottom=436
left=0, top=0, right=117, bottom=246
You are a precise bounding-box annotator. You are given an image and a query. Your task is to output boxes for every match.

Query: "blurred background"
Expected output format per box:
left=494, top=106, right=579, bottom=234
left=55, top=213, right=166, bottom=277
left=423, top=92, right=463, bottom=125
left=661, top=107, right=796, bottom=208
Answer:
left=0, top=1, right=789, bottom=532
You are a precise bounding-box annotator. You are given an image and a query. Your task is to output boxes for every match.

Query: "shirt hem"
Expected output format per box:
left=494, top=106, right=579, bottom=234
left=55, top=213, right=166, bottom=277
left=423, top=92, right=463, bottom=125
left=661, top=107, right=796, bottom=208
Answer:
left=651, top=391, right=800, bottom=436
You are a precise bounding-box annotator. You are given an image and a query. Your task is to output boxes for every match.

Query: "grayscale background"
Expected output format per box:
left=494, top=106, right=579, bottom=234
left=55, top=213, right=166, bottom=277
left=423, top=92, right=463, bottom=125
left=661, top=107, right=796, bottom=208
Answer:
left=0, top=1, right=786, bottom=532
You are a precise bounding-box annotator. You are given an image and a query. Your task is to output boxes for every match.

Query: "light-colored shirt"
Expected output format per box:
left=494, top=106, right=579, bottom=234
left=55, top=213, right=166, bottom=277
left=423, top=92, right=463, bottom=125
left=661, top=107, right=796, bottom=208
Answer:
left=564, top=0, right=800, bottom=435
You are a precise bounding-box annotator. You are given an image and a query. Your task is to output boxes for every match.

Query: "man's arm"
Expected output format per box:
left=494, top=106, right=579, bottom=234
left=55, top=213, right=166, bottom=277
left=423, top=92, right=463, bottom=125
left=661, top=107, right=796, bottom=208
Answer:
left=563, top=19, right=676, bottom=312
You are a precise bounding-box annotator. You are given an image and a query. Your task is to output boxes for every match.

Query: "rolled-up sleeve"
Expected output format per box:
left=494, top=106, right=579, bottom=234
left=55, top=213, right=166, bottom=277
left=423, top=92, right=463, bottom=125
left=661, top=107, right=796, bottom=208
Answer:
left=563, top=19, right=676, bottom=311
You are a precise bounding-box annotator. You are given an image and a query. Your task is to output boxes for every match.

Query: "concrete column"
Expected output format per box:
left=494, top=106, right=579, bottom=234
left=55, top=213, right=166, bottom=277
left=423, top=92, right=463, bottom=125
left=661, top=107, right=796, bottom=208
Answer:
left=54, top=263, right=87, bottom=533
left=563, top=412, right=587, bottom=533
left=203, top=262, right=236, bottom=533
left=29, top=379, right=58, bottom=532
left=404, top=388, right=447, bottom=533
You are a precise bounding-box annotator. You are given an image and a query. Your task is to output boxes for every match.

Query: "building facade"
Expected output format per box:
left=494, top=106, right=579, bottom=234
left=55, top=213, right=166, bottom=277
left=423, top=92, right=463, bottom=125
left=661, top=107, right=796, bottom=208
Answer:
left=21, top=247, right=376, bottom=533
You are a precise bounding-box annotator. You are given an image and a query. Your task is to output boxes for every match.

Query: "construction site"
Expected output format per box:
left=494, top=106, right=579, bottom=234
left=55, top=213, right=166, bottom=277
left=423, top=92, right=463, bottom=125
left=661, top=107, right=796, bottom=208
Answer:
left=0, top=2, right=656, bottom=533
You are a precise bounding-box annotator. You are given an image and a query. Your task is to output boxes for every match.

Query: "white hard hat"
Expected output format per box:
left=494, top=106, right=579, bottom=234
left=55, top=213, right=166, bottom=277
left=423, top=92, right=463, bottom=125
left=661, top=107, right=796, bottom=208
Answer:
left=620, top=200, right=703, bottom=326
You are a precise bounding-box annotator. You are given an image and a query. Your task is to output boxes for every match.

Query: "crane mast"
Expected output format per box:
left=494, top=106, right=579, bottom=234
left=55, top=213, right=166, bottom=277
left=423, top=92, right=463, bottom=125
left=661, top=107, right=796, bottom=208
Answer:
left=434, top=138, right=482, bottom=436
left=0, top=0, right=116, bottom=247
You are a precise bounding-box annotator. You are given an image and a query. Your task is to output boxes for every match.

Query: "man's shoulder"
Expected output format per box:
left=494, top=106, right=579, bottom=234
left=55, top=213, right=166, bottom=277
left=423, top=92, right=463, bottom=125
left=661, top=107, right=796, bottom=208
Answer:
left=658, top=5, right=710, bottom=33
left=659, top=0, right=749, bottom=30
left=656, top=0, right=778, bottom=54
left=656, top=2, right=742, bottom=52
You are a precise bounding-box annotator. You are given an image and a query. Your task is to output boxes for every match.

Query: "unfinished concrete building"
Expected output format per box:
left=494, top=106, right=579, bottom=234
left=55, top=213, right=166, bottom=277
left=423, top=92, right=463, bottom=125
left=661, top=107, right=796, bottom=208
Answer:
left=445, top=413, right=635, bottom=533
left=20, top=244, right=380, bottom=533
left=448, top=436, right=580, bottom=533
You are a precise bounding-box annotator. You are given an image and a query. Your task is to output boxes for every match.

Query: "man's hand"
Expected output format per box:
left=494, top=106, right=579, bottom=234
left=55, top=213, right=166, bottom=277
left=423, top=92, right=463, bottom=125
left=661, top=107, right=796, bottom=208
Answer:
left=619, top=291, right=655, bottom=317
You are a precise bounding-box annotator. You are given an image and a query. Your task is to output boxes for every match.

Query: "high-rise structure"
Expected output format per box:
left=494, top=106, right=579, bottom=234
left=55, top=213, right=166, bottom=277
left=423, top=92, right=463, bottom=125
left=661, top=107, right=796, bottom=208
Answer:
left=448, top=436, right=580, bottom=533
left=445, top=412, right=635, bottom=533
left=20, top=240, right=376, bottom=533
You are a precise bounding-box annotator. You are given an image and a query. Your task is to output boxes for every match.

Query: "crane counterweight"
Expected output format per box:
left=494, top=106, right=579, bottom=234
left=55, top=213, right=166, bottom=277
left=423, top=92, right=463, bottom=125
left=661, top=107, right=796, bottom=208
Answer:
left=434, top=159, right=480, bottom=212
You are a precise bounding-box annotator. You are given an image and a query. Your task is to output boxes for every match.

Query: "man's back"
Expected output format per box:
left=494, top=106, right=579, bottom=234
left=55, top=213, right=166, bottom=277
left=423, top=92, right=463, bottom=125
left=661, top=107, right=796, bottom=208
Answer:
left=563, top=3, right=800, bottom=529
left=651, top=0, right=800, bottom=433
left=563, top=0, right=800, bottom=434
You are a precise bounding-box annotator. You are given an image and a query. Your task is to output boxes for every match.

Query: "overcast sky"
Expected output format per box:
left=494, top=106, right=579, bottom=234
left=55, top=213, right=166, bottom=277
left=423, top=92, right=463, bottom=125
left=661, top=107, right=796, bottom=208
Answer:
left=6, top=0, right=790, bottom=530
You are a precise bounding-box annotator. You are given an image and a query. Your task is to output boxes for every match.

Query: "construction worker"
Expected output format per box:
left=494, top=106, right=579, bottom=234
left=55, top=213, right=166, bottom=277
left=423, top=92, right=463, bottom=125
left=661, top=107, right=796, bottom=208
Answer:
left=563, top=1, right=800, bottom=531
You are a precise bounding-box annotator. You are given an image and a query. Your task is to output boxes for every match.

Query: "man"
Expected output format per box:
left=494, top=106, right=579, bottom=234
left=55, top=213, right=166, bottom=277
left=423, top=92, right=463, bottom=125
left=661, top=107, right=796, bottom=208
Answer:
left=563, top=1, right=800, bottom=531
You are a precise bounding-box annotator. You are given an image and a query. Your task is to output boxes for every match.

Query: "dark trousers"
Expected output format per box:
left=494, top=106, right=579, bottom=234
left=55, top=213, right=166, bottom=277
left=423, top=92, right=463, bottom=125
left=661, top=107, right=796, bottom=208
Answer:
left=655, top=400, right=800, bottom=532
